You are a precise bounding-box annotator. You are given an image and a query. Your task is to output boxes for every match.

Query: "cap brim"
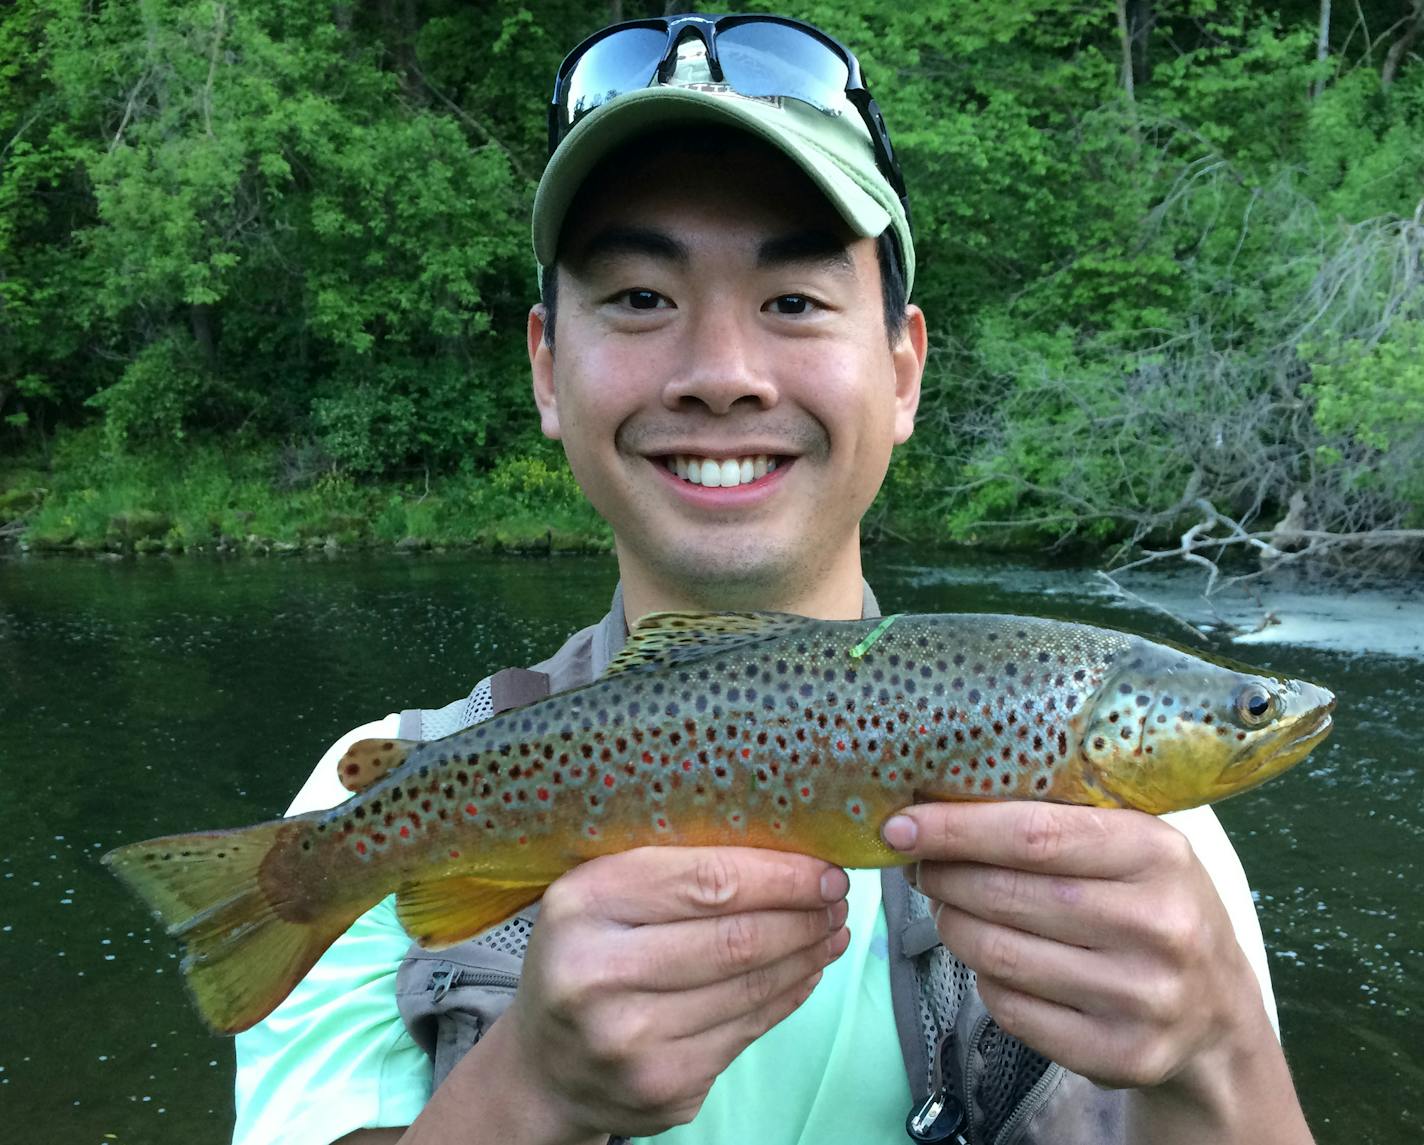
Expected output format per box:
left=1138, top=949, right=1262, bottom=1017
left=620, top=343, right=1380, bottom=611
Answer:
left=533, top=87, right=894, bottom=268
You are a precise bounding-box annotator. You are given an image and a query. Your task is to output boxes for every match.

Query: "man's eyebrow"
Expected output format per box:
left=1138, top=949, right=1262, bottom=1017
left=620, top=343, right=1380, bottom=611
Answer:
left=757, top=229, right=854, bottom=272
left=571, top=226, right=688, bottom=269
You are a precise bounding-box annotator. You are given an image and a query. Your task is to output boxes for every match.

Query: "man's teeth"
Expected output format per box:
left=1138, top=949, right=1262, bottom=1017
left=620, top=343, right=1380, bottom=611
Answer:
left=666, top=454, right=778, bottom=488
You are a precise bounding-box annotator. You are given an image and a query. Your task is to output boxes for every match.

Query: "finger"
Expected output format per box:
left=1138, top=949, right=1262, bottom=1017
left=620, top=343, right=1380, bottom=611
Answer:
left=551, top=847, right=849, bottom=927
left=634, top=898, right=850, bottom=992
left=914, top=861, right=1124, bottom=948
left=932, top=900, right=1122, bottom=1014
left=974, top=976, right=1173, bottom=1090
left=687, top=960, right=832, bottom=1067
left=884, top=801, right=1181, bottom=878
left=660, top=924, right=849, bottom=1038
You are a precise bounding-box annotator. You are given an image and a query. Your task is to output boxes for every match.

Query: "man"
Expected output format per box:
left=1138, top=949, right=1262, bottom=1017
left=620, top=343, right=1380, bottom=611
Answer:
left=234, top=14, right=1313, bottom=1144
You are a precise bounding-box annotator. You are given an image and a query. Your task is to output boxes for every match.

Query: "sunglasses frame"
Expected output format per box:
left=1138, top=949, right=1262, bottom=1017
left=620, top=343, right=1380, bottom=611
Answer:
left=547, top=12, right=909, bottom=221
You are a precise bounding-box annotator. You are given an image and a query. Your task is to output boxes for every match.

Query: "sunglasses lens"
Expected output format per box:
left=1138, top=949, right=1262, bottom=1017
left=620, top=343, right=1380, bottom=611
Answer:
left=716, top=23, right=849, bottom=114
left=563, top=27, right=667, bottom=126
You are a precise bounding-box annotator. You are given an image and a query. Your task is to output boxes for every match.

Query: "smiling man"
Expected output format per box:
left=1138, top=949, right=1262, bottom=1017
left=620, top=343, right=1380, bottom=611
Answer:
left=232, top=14, right=1314, bottom=1145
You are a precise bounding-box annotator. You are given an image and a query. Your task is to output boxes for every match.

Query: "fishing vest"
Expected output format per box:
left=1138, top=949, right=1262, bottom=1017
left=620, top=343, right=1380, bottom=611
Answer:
left=393, top=586, right=1127, bottom=1145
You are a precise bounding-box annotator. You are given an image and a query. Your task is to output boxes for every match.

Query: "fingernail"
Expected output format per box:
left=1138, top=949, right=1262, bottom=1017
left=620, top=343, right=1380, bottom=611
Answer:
left=820, top=868, right=849, bottom=902
left=827, top=898, right=849, bottom=930
left=882, top=815, right=917, bottom=851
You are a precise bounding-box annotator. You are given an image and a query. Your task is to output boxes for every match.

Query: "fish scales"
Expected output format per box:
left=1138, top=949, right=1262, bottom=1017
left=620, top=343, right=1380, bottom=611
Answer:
left=316, top=615, right=1128, bottom=883
left=103, top=610, right=1335, bottom=1033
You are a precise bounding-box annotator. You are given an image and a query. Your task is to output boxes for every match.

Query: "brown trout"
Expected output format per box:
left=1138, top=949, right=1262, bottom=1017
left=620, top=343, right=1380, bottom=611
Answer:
left=104, top=610, right=1334, bottom=1033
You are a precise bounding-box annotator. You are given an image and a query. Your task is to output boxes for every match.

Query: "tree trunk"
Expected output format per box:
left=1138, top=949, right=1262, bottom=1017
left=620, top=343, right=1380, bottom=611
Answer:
left=607, top=0, right=623, bottom=22
left=1313, top=0, right=1331, bottom=99
left=1116, top=0, right=1135, bottom=102
left=1382, top=0, right=1424, bottom=91
left=190, top=303, right=219, bottom=373
left=1129, top=0, right=1153, bottom=86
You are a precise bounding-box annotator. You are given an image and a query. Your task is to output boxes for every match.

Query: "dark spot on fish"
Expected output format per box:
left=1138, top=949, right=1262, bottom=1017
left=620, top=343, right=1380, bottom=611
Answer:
left=1037, top=652, right=1050, bottom=663
left=1005, top=663, right=1017, bottom=676
left=967, top=689, right=980, bottom=703
left=1073, top=670, right=1086, bottom=682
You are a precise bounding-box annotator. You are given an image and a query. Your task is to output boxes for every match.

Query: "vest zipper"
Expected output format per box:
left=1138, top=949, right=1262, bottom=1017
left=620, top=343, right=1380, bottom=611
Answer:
left=429, top=966, right=521, bottom=1003
left=988, top=1061, right=1065, bottom=1145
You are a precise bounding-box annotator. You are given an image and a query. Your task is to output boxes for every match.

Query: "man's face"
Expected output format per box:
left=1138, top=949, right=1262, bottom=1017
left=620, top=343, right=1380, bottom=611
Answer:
left=529, top=139, right=925, bottom=613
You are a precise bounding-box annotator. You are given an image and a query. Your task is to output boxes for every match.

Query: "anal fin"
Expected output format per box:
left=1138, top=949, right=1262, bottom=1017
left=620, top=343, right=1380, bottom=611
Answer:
left=396, top=876, right=547, bottom=949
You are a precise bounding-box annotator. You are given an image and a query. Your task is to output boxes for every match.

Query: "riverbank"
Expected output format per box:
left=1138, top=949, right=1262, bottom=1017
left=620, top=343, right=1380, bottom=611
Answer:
left=0, top=433, right=615, bottom=557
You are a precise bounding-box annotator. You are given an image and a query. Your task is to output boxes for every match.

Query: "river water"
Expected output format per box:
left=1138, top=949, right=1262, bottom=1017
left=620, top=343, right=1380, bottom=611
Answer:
left=1, top=549, right=1418, bottom=1144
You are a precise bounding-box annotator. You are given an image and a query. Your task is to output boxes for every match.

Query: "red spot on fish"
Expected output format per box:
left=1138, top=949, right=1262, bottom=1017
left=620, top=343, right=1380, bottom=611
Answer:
left=603, top=774, right=615, bottom=788
left=537, top=787, right=549, bottom=801
left=464, top=803, right=478, bottom=816
left=742, top=748, right=751, bottom=759
left=836, top=739, right=847, bottom=751
left=355, top=841, right=367, bottom=855
left=642, top=751, right=653, bottom=764
left=919, top=724, right=928, bottom=735
left=657, top=818, right=667, bottom=829
left=683, top=759, right=694, bottom=771
left=449, top=849, right=461, bottom=859
left=587, top=826, right=598, bottom=837
left=517, top=835, right=528, bottom=846
left=399, top=825, right=411, bottom=839
left=801, top=786, right=811, bottom=797
left=950, top=765, right=961, bottom=775
left=851, top=803, right=862, bottom=815
left=345, top=763, right=361, bottom=776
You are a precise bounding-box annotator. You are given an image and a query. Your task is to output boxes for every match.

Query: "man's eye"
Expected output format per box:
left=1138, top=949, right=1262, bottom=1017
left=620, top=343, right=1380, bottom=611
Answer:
left=623, top=289, right=665, bottom=310
left=768, top=294, right=814, bottom=315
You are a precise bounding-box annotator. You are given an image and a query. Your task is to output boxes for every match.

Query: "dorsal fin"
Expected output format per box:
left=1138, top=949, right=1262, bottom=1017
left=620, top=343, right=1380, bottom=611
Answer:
left=336, top=737, right=421, bottom=793
left=603, top=610, right=811, bottom=677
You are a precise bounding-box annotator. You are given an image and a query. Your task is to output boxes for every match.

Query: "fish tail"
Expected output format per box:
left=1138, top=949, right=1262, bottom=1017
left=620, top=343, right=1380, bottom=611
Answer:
left=103, top=818, right=373, bottom=1035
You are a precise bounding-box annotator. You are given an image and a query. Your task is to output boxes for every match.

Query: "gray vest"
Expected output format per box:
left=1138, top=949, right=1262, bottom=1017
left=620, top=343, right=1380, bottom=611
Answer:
left=393, top=586, right=1126, bottom=1144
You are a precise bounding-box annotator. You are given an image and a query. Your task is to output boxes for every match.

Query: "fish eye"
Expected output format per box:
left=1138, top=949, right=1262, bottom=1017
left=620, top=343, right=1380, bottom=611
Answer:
left=1233, top=683, right=1276, bottom=728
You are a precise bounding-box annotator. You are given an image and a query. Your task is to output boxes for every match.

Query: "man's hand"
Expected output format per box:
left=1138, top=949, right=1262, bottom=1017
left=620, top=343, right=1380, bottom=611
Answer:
left=882, top=802, right=1313, bottom=1144
left=486, top=846, right=850, bottom=1142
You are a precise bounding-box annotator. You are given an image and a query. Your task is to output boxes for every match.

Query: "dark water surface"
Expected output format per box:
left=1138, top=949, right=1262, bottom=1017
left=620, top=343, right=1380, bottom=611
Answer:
left=1, top=550, right=1418, bottom=1144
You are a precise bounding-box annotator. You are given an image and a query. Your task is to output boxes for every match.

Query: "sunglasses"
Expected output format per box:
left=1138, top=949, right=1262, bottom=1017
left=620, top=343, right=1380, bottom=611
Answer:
left=547, top=13, right=909, bottom=223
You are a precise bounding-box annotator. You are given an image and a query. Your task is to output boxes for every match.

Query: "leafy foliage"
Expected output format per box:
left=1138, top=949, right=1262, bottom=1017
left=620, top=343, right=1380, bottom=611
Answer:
left=3, top=0, right=1422, bottom=551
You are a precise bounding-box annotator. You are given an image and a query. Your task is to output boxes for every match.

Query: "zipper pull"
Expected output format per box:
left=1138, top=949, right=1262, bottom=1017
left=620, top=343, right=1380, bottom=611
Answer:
left=906, top=1088, right=969, bottom=1143
left=430, top=967, right=453, bottom=1002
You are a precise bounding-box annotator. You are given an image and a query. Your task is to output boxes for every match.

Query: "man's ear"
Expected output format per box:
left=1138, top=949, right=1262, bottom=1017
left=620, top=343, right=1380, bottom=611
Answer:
left=892, top=304, right=928, bottom=444
left=528, top=303, right=561, bottom=440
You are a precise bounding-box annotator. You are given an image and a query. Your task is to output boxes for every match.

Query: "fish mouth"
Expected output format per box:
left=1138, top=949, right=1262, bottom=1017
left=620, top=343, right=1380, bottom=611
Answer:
left=1219, top=700, right=1335, bottom=793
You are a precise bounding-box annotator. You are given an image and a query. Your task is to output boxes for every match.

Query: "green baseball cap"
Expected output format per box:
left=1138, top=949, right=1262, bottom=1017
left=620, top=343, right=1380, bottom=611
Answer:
left=532, top=36, right=915, bottom=295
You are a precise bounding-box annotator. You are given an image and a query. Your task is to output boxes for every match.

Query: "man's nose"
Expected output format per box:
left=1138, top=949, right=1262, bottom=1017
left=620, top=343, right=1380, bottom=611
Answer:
left=660, top=306, right=779, bottom=415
